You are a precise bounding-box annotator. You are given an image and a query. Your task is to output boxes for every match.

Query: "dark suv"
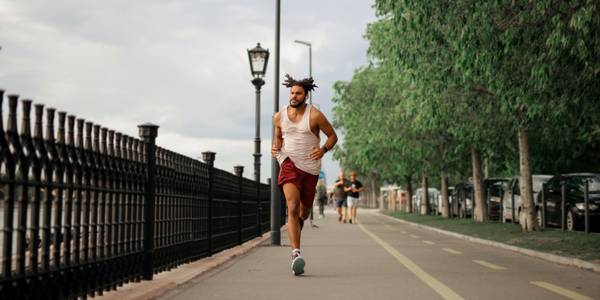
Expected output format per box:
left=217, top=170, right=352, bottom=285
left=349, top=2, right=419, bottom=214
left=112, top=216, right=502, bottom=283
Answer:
left=543, top=173, right=600, bottom=231
left=484, top=178, right=510, bottom=221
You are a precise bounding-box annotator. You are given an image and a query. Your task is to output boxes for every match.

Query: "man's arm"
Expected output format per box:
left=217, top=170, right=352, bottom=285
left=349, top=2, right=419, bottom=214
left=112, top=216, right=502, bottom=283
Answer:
left=271, top=112, right=283, bottom=157
left=356, top=181, right=365, bottom=193
left=309, top=109, right=338, bottom=160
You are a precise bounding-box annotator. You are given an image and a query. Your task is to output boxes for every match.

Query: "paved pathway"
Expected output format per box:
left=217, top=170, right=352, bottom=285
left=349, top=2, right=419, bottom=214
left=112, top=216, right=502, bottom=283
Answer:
left=160, top=209, right=600, bottom=300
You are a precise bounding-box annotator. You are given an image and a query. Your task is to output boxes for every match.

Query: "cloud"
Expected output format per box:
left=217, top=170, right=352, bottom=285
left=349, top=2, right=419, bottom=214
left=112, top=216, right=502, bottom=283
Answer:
left=0, top=0, right=376, bottom=183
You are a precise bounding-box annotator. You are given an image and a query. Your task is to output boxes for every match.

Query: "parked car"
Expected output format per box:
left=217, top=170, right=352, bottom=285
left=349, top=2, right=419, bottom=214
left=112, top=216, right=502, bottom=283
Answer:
left=454, top=182, right=473, bottom=218
left=543, top=173, right=600, bottom=231
left=436, top=186, right=455, bottom=216
left=501, top=175, right=552, bottom=224
left=413, top=188, right=440, bottom=215
left=397, top=189, right=409, bottom=210
left=485, top=178, right=510, bottom=221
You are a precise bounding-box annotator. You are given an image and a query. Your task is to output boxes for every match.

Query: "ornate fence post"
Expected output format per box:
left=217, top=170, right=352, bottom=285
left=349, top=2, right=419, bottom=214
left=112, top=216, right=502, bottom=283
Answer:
left=201, top=151, right=215, bottom=256
left=233, top=166, right=244, bottom=245
left=138, top=123, right=159, bottom=280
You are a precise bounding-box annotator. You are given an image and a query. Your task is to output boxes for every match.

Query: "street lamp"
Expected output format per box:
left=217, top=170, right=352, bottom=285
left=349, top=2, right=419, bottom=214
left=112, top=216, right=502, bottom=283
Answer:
left=272, top=0, right=282, bottom=246
left=293, top=40, right=312, bottom=104
left=247, top=42, right=269, bottom=183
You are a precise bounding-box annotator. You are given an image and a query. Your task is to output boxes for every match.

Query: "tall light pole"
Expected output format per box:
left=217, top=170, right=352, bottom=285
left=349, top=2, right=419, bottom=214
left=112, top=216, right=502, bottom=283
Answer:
left=293, top=40, right=312, bottom=104
left=295, top=39, right=318, bottom=226
left=247, top=43, right=270, bottom=183
left=271, top=0, right=282, bottom=246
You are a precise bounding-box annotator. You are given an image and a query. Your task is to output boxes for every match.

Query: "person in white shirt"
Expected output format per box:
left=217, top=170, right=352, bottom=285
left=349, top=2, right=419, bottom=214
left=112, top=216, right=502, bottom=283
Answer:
left=272, top=74, right=338, bottom=276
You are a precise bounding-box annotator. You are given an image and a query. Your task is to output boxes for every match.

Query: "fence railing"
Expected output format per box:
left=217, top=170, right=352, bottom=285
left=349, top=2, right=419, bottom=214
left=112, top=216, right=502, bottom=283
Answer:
left=0, top=89, right=280, bottom=299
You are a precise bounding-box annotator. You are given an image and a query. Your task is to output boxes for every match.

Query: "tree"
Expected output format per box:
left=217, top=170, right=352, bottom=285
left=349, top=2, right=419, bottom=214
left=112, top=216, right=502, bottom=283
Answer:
left=332, top=1, right=600, bottom=231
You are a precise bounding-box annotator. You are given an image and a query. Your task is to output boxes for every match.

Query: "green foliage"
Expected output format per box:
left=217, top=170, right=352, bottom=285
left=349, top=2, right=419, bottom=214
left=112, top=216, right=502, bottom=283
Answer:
left=333, top=0, right=600, bottom=187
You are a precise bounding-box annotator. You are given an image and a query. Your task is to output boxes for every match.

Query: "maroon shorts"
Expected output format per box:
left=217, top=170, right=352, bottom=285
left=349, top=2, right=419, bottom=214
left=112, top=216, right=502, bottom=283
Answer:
left=278, top=158, right=319, bottom=208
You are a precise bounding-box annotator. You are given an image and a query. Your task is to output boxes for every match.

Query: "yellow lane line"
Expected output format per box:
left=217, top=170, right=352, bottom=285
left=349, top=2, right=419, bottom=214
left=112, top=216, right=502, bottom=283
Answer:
left=472, top=260, right=506, bottom=270
left=409, top=234, right=420, bottom=239
left=358, top=223, right=464, bottom=300
left=531, top=281, right=594, bottom=300
left=442, top=248, right=461, bottom=255
left=423, top=240, right=435, bottom=245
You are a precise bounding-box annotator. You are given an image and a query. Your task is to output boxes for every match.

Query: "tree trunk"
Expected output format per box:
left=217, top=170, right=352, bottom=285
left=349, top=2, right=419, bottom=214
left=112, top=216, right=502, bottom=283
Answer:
left=471, top=148, right=488, bottom=222
left=389, top=188, right=395, bottom=211
left=390, top=189, right=398, bottom=211
left=370, top=178, right=377, bottom=208
left=365, top=181, right=370, bottom=208
left=483, top=157, right=490, bottom=178
left=518, top=126, right=538, bottom=231
left=420, top=172, right=429, bottom=215
left=406, top=175, right=413, bottom=213
left=379, top=186, right=384, bottom=210
left=441, top=170, right=450, bottom=218
left=398, top=185, right=405, bottom=212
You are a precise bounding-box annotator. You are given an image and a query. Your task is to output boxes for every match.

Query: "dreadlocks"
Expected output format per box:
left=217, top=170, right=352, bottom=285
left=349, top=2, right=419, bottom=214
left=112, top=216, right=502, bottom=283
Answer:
left=282, top=74, right=318, bottom=94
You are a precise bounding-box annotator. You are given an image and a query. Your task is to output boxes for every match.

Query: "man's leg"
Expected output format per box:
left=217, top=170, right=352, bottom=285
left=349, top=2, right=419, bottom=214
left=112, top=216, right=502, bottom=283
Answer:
left=352, top=206, right=358, bottom=222
left=283, top=183, right=302, bottom=250
left=319, top=200, right=325, bottom=217
left=284, top=182, right=310, bottom=276
left=343, top=200, right=349, bottom=223
left=347, top=203, right=354, bottom=223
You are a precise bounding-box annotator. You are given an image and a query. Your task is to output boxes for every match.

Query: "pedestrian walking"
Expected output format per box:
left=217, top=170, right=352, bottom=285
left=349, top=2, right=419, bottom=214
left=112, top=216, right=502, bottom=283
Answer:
left=333, top=170, right=350, bottom=223
left=346, top=171, right=364, bottom=224
left=272, top=74, right=338, bottom=276
left=315, top=179, right=327, bottom=218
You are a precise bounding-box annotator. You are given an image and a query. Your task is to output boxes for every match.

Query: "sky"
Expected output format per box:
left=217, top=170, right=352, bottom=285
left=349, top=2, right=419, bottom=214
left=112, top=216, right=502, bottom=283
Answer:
left=0, top=0, right=376, bottom=185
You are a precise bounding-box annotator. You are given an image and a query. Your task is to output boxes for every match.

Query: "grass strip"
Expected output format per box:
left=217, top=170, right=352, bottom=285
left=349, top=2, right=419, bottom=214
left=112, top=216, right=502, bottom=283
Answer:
left=384, top=211, right=600, bottom=263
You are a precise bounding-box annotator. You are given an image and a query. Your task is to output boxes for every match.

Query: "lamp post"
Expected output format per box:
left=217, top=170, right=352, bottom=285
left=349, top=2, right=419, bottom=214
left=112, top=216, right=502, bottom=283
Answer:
left=271, top=0, right=282, bottom=246
left=293, top=40, right=312, bottom=104
left=247, top=42, right=269, bottom=183
left=294, top=40, right=319, bottom=225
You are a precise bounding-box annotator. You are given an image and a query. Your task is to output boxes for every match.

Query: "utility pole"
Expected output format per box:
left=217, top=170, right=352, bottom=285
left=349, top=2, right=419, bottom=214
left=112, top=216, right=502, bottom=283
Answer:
left=270, top=0, right=282, bottom=246
left=293, top=40, right=312, bottom=104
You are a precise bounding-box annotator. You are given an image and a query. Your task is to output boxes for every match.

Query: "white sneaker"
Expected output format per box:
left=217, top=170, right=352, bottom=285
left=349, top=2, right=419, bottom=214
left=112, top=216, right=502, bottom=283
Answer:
left=291, top=252, right=305, bottom=276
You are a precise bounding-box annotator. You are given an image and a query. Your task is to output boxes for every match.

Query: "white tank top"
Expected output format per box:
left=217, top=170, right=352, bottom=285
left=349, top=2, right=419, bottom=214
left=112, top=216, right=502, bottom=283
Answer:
left=276, top=104, right=321, bottom=175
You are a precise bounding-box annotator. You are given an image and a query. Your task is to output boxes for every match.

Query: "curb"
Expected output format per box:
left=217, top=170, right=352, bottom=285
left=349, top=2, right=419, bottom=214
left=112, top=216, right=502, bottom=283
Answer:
left=96, top=231, right=279, bottom=300
left=378, top=212, right=600, bottom=274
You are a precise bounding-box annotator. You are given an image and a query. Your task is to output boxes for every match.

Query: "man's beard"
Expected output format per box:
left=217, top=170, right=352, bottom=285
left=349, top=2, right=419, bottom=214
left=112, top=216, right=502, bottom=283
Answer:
left=289, top=98, right=306, bottom=108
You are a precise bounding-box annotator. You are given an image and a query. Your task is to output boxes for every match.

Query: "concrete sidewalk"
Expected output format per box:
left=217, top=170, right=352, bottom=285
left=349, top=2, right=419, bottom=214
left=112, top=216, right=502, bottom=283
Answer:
left=159, top=209, right=442, bottom=300
left=99, top=208, right=600, bottom=300
left=96, top=229, right=273, bottom=300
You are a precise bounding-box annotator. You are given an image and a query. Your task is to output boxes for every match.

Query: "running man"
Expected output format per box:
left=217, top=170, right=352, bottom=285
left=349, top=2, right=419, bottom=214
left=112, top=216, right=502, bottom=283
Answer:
left=346, top=171, right=364, bottom=224
left=333, top=170, right=350, bottom=223
left=272, top=74, right=337, bottom=276
left=315, top=179, right=328, bottom=219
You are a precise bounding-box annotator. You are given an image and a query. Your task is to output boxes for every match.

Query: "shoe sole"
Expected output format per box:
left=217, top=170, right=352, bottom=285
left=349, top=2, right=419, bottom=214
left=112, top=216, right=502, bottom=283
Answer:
left=291, top=256, right=305, bottom=276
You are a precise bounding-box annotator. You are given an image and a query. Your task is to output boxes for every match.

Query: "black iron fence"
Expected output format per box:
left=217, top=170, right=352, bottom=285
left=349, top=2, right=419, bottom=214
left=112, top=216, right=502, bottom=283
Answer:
left=0, top=89, right=280, bottom=299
